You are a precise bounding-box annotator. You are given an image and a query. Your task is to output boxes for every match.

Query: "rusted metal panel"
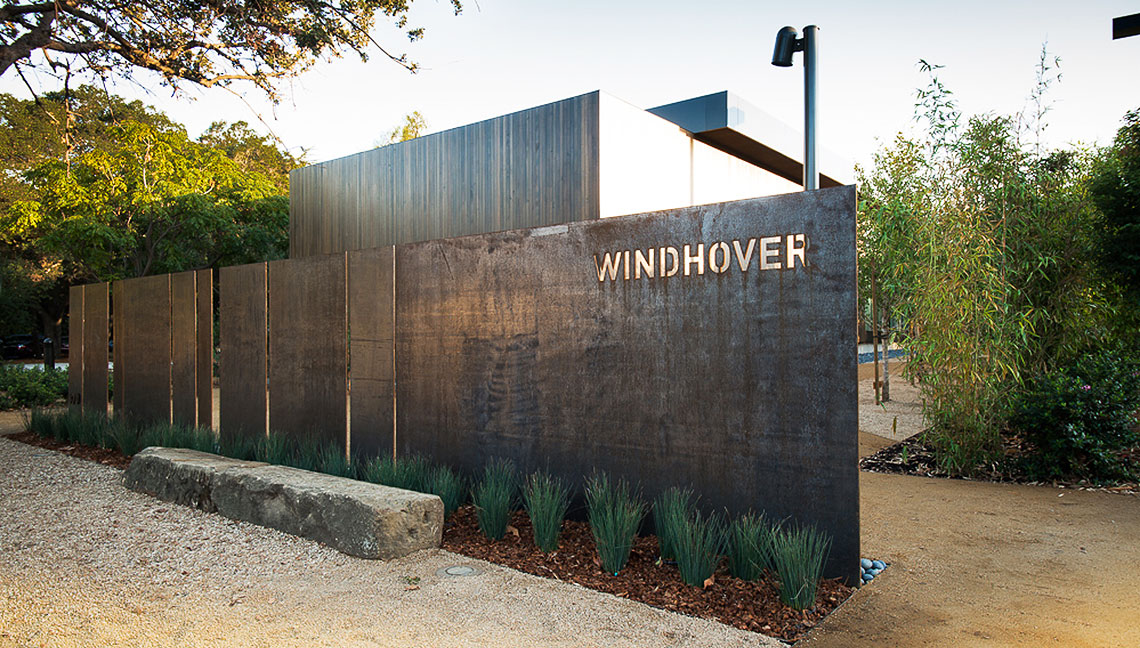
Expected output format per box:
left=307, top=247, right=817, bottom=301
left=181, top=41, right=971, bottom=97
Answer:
left=111, top=283, right=123, bottom=415
left=117, top=275, right=171, bottom=424
left=395, top=188, right=859, bottom=582
left=170, top=271, right=197, bottom=426
left=347, top=246, right=395, bottom=457
left=68, top=285, right=83, bottom=412
left=267, top=254, right=347, bottom=445
left=220, top=263, right=267, bottom=441
left=81, top=282, right=109, bottom=417
left=196, top=269, right=214, bottom=429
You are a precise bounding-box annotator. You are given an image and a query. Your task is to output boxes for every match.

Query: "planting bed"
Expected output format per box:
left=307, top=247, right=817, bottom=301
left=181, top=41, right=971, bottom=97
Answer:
left=442, top=505, right=853, bottom=643
left=9, top=425, right=856, bottom=643
left=8, top=430, right=130, bottom=469
left=860, top=431, right=1139, bottom=494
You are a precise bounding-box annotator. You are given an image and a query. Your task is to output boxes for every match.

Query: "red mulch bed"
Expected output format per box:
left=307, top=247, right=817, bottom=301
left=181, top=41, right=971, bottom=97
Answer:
left=441, top=506, right=853, bottom=643
left=6, top=431, right=132, bottom=469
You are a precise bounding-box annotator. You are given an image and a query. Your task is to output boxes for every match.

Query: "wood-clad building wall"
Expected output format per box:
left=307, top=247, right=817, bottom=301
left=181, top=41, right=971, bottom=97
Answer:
left=290, top=93, right=601, bottom=257
left=289, top=91, right=801, bottom=258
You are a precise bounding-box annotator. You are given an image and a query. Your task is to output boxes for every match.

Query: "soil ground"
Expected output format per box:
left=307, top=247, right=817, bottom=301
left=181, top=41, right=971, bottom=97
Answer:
left=3, top=369, right=1139, bottom=647
left=811, top=366, right=1140, bottom=647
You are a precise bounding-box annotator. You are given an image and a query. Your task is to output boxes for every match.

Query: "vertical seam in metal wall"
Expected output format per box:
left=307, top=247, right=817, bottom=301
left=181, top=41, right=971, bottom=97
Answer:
left=264, top=263, right=270, bottom=438
left=391, top=245, right=397, bottom=460
left=344, top=251, right=350, bottom=458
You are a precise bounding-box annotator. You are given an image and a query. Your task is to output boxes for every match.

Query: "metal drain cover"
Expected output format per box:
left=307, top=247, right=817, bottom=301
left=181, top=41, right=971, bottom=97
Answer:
left=436, top=565, right=480, bottom=577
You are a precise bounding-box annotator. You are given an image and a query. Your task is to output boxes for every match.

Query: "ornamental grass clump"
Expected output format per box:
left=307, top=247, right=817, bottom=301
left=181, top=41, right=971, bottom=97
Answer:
left=726, top=512, right=779, bottom=581
left=653, top=486, right=695, bottom=562
left=290, top=435, right=324, bottom=472
left=522, top=470, right=571, bottom=553
left=316, top=442, right=354, bottom=477
left=219, top=432, right=260, bottom=461
left=472, top=458, right=519, bottom=540
left=257, top=433, right=294, bottom=466
left=672, top=508, right=726, bottom=587
left=585, top=471, right=645, bottom=575
left=771, top=523, right=832, bottom=611
left=428, top=464, right=466, bottom=517
left=364, top=454, right=432, bottom=491
left=107, top=418, right=144, bottom=457
left=27, top=408, right=56, bottom=439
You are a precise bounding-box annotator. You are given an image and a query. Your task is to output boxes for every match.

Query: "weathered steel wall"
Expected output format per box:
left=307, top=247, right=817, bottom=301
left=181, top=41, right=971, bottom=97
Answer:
left=267, top=255, right=348, bottom=444
left=289, top=92, right=601, bottom=257
left=115, top=275, right=171, bottom=424
left=196, top=269, right=214, bottom=428
left=68, top=285, right=83, bottom=412
left=219, top=263, right=267, bottom=440
left=81, top=282, right=109, bottom=417
left=347, top=246, right=396, bottom=457
left=170, top=271, right=197, bottom=426
left=395, top=188, right=858, bottom=581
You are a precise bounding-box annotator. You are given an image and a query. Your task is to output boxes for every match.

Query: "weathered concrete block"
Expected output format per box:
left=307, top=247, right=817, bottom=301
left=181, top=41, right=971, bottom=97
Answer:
left=211, top=465, right=443, bottom=559
left=124, top=447, right=265, bottom=512
left=124, top=448, right=443, bottom=559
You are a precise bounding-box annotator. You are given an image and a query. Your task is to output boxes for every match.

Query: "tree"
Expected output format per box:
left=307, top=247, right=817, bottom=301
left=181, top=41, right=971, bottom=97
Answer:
left=0, top=90, right=293, bottom=343
left=1090, top=108, right=1140, bottom=307
left=858, top=57, right=1112, bottom=475
left=382, top=110, right=427, bottom=145
left=0, top=0, right=462, bottom=101
left=199, top=120, right=303, bottom=193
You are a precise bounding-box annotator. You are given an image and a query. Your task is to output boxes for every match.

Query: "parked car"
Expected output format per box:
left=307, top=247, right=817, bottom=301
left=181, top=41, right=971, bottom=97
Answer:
left=59, top=336, right=69, bottom=357
left=1, top=334, right=43, bottom=360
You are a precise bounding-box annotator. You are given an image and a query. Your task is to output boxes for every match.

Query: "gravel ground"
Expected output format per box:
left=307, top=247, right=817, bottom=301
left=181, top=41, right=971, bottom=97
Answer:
left=0, top=430, right=781, bottom=648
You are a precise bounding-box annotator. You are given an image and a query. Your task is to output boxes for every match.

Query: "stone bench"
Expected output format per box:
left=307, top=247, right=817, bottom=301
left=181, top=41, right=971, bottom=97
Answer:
left=124, top=447, right=443, bottom=559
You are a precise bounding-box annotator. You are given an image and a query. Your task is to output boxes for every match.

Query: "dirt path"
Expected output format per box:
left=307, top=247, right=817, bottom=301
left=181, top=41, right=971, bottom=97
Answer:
left=802, top=449, right=1140, bottom=647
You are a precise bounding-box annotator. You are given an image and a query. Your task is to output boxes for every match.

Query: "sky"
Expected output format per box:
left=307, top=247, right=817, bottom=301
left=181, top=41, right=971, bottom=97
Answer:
left=3, top=1, right=1139, bottom=171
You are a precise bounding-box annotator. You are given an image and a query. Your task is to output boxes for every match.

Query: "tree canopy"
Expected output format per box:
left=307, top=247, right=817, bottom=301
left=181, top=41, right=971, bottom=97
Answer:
left=0, top=0, right=461, bottom=101
left=0, top=89, right=298, bottom=340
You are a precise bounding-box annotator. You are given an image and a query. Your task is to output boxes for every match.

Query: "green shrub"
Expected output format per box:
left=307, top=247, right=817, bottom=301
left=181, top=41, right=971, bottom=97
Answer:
left=726, top=512, right=778, bottom=581
left=653, top=486, right=694, bottom=562
left=1012, top=352, right=1140, bottom=482
left=771, top=523, right=832, bottom=611
left=522, top=471, right=571, bottom=553
left=428, top=464, right=466, bottom=517
left=0, top=365, right=68, bottom=410
left=471, top=458, right=519, bottom=540
left=672, top=508, right=725, bottom=587
left=585, top=471, right=645, bottom=575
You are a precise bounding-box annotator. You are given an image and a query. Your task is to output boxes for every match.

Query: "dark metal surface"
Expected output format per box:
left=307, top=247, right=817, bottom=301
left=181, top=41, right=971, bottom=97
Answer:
left=196, top=269, right=214, bottom=429
left=347, top=246, right=396, bottom=457
left=81, top=283, right=109, bottom=417
left=648, top=91, right=848, bottom=187
left=112, top=283, right=123, bottom=415
left=396, top=188, right=859, bottom=582
left=289, top=92, right=601, bottom=257
left=220, top=263, right=268, bottom=441
left=170, top=271, right=197, bottom=426
left=1114, top=13, right=1140, bottom=39
left=267, top=255, right=347, bottom=444
left=117, top=275, right=172, bottom=424
left=68, top=285, right=83, bottom=412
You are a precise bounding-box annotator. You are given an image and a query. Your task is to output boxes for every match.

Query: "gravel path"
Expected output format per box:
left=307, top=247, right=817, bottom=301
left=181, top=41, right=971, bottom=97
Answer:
left=0, top=431, right=780, bottom=648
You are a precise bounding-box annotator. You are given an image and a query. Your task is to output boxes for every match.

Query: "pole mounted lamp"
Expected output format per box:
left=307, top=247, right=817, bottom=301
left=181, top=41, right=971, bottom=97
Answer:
left=772, top=25, right=819, bottom=190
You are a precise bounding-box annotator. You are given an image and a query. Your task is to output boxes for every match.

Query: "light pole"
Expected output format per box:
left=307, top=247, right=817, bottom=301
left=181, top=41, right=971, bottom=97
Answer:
left=772, top=25, right=819, bottom=191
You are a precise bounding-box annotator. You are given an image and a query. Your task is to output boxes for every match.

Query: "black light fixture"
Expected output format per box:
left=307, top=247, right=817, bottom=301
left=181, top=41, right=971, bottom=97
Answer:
left=771, top=25, right=818, bottom=190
